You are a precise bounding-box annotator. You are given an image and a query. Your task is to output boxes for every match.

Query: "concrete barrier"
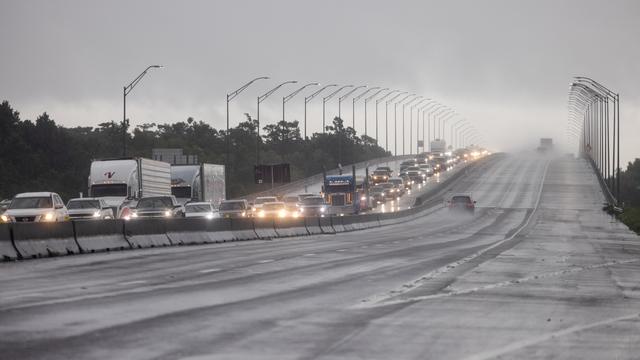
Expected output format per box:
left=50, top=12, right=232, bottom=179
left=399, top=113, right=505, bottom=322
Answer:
left=124, top=219, right=172, bottom=248
left=253, top=218, right=278, bottom=239
left=304, top=217, right=323, bottom=235
left=341, top=215, right=367, bottom=231
left=378, top=212, right=401, bottom=227
left=74, top=220, right=130, bottom=253
left=0, top=224, right=18, bottom=261
left=230, top=217, right=258, bottom=241
left=12, top=222, right=80, bottom=258
left=358, top=213, right=380, bottom=229
left=166, top=218, right=235, bottom=244
left=319, top=216, right=335, bottom=234
left=274, top=217, right=309, bottom=237
left=330, top=216, right=346, bottom=232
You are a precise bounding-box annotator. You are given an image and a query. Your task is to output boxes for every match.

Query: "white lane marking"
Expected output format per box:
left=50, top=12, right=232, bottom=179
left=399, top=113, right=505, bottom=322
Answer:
left=118, top=280, right=147, bottom=286
left=257, top=259, right=275, bottom=264
left=3, top=293, right=45, bottom=300
left=303, top=253, right=316, bottom=257
left=199, top=268, right=222, bottom=274
left=357, top=160, right=551, bottom=308
left=336, top=249, right=347, bottom=252
left=463, top=312, right=640, bottom=360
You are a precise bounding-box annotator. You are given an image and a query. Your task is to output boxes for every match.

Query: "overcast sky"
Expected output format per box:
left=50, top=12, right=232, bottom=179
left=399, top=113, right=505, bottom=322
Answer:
left=2, top=0, right=639, bottom=164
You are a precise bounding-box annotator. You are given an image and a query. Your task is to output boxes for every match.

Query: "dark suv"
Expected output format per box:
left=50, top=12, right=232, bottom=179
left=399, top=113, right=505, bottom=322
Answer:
left=131, top=196, right=184, bottom=219
left=448, top=194, right=476, bottom=214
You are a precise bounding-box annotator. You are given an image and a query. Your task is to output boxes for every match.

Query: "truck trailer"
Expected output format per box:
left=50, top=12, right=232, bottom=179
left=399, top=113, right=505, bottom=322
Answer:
left=88, top=158, right=171, bottom=216
left=171, top=163, right=225, bottom=206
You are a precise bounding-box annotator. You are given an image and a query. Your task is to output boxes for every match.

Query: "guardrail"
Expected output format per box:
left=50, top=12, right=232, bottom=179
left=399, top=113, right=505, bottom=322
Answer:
left=0, top=156, right=493, bottom=262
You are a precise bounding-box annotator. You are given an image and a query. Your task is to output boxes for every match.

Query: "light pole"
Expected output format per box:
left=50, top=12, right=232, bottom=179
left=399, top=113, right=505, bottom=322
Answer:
left=424, top=103, right=445, bottom=144
left=434, top=108, right=454, bottom=139
left=364, top=88, right=388, bottom=139
left=450, top=119, right=465, bottom=149
left=337, top=85, right=366, bottom=127
left=375, top=89, right=399, bottom=147
left=225, top=76, right=269, bottom=196
left=257, top=80, right=297, bottom=165
left=304, top=84, right=337, bottom=139
left=439, top=112, right=456, bottom=145
left=283, top=82, right=319, bottom=128
left=385, top=91, right=407, bottom=152
left=393, top=93, right=415, bottom=155
left=323, top=85, right=353, bottom=133
left=418, top=100, right=436, bottom=152
left=452, top=120, right=468, bottom=149
left=402, top=95, right=422, bottom=155
left=353, top=87, right=379, bottom=133
left=123, top=65, right=163, bottom=157
left=410, top=98, right=427, bottom=154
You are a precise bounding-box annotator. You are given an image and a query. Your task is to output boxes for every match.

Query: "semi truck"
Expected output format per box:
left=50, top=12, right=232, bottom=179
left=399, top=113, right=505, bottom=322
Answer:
left=538, top=138, right=554, bottom=152
left=171, top=163, right=225, bottom=206
left=430, top=139, right=447, bottom=154
left=88, top=158, right=171, bottom=217
left=322, top=175, right=360, bottom=215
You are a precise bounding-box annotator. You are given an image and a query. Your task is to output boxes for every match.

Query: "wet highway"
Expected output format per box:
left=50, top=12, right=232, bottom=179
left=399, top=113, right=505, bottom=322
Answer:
left=1, top=153, right=639, bottom=359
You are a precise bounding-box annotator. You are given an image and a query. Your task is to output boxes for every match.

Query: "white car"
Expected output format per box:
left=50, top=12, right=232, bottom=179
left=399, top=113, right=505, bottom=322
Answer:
left=184, top=202, right=218, bottom=219
left=66, top=198, right=114, bottom=220
left=1, top=192, right=69, bottom=223
left=255, top=202, right=294, bottom=218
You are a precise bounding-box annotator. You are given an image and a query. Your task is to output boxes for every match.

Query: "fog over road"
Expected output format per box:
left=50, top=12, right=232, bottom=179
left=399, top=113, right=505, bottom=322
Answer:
left=1, top=153, right=639, bottom=359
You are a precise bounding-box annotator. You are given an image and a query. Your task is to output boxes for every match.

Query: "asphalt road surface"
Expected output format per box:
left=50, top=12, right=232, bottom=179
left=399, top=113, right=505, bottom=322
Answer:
left=2, top=152, right=639, bottom=359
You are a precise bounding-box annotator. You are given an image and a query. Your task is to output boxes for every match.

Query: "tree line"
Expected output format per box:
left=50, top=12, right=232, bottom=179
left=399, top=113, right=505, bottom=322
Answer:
left=0, top=100, right=389, bottom=201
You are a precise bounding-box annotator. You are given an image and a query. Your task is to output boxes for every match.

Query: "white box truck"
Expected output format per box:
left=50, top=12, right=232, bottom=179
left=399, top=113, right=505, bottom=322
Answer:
left=171, top=163, right=225, bottom=206
left=88, top=158, right=171, bottom=216
left=430, top=139, right=447, bottom=154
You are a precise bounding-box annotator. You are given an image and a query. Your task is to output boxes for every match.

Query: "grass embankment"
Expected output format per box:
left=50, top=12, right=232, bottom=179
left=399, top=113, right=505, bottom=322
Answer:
left=618, top=207, right=640, bottom=234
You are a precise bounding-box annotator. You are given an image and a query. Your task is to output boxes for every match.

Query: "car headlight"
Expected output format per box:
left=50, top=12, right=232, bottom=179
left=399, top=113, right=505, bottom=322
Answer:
left=206, top=213, right=214, bottom=219
left=292, top=211, right=300, bottom=218
left=320, top=207, right=326, bottom=213
left=241, top=211, right=246, bottom=217
left=0, top=214, right=9, bottom=223
left=258, top=210, right=265, bottom=218
left=278, top=209, right=287, bottom=218
left=43, top=212, right=55, bottom=221
left=164, top=210, right=172, bottom=217
left=361, top=196, right=367, bottom=201
left=93, top=211, right=101, bottom=218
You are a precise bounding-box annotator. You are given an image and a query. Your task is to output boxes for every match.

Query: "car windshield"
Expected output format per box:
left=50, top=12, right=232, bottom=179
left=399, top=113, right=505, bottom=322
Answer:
left=408, top=167, right=420, bottom=171
left=90, top=184, right=127, bottom=197
left=137, top=197, right=173, bottom=209
left=373, top=170, right=387, bottom=175
left=389, top=179, right=403, bottom=185
left=10, top=196, right=52, bottom=209
left=370, top=186, right=383, bottom=192
left=381, top=183, right=394, bottom=189
left=185, top=204, right=212, bottom=213
left=220, top=201, right=246, bottom=210
left=67, top=200, right=100, bottom=209
left=302, top=197, right=325, bottom=205
left=263, top=203, right=284, bottom=210
left=255, top=197, right=277, bottom=205
left=283, top=197, right=298, bottom=203
left=452, top=196, right=472, bottom=203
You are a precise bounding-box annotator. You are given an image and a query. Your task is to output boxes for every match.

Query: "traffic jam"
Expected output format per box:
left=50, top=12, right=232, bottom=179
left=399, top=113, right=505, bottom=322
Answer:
left=0, top=147, right=489, bottom=223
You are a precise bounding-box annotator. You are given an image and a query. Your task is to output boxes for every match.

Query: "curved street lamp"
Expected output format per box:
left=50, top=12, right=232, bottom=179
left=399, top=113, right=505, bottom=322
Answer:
left=352, top=87, right=379, bottom=132
left=323, top=85, right=353, bottom=133
left=338, top=85, right=366, bottom=126
left=384, top=91, right=407, bottom=152
left=123, top=65, right=163, bottom=156
left=363, top=87, right=388, bottom=138
left=256, top=80, right=297, bottom=164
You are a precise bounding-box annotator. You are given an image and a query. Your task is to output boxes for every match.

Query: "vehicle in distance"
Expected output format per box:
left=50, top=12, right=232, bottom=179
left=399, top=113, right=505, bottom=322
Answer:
left=419, top=163, right=434, bottom=178
left=387, top=178, right=406, bottom=196
left=371, top=169, right=390, bottom=185
left=252, top=196, right=279, bottom=214
left=283, top=196, right=300, bottom=213
left=129, top=195, right=184, bottom=219
left=1, top=192, right=68, bottom=223
left=400, top=174, right=413, bottom=190
left=298, top=196, right=327, bottom=216
left=66, top=198, right=114, bottom=220
left=399, top=160, right=416, bottom=172
left=375, top=166, right=393, bottom=176
left=218, top=199, right=249, bottom=218
left=379, top=182, right=399, bottom=200
left=171, top=163, right=225, bottom=205
left=184, top=202, right=218, bottom=219
left=406, top=167, right=424, bottom=184
left=369, top=185, right=385, bottom=206
left=255, top=202, right=292, bottom=218
left=297, top=193, right=316, bottom=202
left=448, top=194, right=476, bottom=214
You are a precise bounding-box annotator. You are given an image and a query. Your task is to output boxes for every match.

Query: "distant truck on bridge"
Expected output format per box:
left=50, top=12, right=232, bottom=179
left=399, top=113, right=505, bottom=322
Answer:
left=322, top=174, right=360, bottom=215
left=430, top=139, right=447, bottom=154
left=538, top=138, right=554, bottom=152
left=170, top=163, right=225, bottom=206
